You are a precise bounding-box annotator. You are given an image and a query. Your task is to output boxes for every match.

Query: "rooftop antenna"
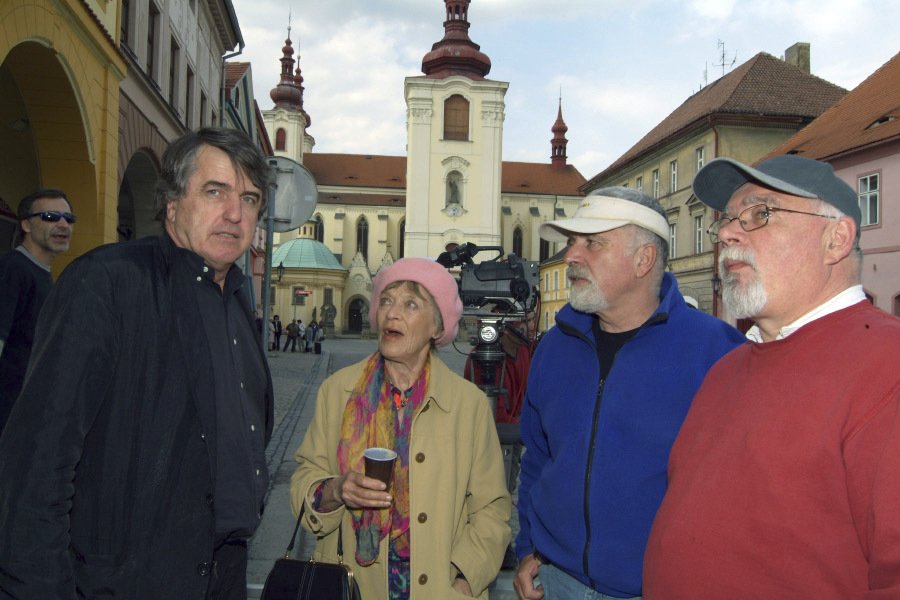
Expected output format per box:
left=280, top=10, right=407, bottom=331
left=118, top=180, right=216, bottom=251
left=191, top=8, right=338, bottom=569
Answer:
left=714, top=39, right=737, bottom=77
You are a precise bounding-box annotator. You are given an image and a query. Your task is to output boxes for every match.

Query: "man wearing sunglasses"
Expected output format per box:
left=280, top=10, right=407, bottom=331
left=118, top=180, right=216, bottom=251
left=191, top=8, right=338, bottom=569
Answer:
left=645, top=155, right=900, bottom=597
left=0, top=128, right=274, bottom=600
left=0, top=188, right=74, bottom=433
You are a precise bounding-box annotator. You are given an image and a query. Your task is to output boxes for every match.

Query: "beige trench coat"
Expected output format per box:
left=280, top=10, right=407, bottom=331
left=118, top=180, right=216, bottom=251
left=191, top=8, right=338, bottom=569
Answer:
left=291, top=354, right=511, bottom=600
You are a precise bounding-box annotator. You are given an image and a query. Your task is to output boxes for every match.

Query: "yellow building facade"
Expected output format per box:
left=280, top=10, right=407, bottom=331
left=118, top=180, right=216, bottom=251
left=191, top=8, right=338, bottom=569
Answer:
left=0, top=0, right=125, bottom=272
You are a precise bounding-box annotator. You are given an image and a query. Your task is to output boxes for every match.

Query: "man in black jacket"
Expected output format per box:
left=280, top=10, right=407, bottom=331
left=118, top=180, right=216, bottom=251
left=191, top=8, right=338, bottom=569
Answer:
left=0, top=128, right=274, bottom=599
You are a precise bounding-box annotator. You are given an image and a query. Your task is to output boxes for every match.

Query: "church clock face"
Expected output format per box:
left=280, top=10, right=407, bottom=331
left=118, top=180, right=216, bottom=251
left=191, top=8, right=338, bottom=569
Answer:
left=446, top=203, right=462, bottom=217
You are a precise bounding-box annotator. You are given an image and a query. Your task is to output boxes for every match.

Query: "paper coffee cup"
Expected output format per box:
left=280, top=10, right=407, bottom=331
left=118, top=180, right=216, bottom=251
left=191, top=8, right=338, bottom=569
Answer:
left=364, top=447, right=397, bottom=488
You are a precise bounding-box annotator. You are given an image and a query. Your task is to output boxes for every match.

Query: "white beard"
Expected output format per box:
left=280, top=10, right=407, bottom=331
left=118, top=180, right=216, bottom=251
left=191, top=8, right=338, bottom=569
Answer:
left=719, top=247, right=768, bottom=319
left=567, top=265, right=609, bottom=314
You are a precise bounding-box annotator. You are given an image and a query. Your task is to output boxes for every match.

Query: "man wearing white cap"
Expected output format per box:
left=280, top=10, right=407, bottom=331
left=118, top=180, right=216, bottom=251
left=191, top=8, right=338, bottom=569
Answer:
left=513, top=187, right=743, bottom=599
left=644, top=155, right=900, bottom=597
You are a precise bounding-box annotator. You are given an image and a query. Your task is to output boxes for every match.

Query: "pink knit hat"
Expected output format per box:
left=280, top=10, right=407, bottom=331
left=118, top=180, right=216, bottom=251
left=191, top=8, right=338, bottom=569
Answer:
left=369, top=258, right=463, bottom=347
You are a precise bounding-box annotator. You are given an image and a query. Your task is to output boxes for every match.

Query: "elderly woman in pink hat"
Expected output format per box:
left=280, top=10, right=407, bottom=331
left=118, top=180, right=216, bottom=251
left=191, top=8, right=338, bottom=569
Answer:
left=291, top=258, right=511, bottom=600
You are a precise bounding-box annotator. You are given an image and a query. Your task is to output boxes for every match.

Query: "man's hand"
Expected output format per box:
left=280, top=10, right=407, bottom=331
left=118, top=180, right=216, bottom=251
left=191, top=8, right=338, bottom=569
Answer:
left=513, top=553, right=544, bottom=600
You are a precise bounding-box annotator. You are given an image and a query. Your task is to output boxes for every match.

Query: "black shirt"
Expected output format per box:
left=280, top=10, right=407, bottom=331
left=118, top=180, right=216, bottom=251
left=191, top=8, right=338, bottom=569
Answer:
left=177, top=249, right=268, bottom=539
left=592, top=318, right=640, bottom=381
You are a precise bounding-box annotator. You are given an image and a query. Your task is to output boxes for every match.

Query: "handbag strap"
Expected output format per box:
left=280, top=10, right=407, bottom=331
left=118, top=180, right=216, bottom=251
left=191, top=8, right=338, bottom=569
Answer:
left=284, top=495, right=348, bottom=563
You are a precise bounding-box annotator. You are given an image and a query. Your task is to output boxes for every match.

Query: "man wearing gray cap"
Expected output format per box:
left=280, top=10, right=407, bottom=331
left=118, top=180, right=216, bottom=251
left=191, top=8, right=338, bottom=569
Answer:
left=513, top=187, right=743, bottom=600
left=644, top=155, right=900, bottom=597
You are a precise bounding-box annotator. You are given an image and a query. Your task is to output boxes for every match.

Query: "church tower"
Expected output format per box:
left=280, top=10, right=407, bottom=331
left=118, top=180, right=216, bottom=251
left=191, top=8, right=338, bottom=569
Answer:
left=262, top=26, right=314, bottom=163
left=403, top=0, right=508, bottom=259
left=551, top=98, right=569, bottom=170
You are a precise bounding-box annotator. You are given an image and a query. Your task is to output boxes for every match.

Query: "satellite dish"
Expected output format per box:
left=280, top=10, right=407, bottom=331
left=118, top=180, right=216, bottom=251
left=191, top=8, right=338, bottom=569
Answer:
left=266, top=156, right=318, bottom=233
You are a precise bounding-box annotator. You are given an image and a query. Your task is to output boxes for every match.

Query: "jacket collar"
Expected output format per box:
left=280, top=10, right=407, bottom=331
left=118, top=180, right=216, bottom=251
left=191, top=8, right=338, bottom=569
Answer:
left=555, top=272, right=683, bottom=339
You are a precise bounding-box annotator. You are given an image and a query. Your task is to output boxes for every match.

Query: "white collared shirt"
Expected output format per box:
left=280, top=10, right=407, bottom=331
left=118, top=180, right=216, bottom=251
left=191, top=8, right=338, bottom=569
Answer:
left=745, top=285, right=867, bottom=343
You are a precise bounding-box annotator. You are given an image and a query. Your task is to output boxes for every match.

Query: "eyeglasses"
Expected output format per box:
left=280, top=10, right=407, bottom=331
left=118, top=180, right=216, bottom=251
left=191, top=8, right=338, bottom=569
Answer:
left=707, top=203, right=835, bottom=244
left=25, top=211, right=77, bottom=224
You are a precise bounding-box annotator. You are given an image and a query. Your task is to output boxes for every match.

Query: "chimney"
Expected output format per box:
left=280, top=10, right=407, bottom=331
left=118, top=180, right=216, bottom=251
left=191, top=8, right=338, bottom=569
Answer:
left=785, top=42, right=811, bottom=74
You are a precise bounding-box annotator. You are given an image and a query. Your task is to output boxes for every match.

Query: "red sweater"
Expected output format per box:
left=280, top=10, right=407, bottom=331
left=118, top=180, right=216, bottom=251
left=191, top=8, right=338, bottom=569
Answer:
left=644, top=302, right=900, bottom=599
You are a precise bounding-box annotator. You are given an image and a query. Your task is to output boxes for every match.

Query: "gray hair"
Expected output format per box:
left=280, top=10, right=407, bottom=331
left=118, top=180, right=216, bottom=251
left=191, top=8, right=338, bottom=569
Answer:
left=155, top=127, right=271, bottom=218
left=591, top=186, right=669, bottom=272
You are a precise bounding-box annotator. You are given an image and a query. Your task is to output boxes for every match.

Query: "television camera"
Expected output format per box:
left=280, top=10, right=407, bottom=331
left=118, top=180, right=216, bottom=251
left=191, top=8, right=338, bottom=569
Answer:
left=437, top=243, right=539, bottom=470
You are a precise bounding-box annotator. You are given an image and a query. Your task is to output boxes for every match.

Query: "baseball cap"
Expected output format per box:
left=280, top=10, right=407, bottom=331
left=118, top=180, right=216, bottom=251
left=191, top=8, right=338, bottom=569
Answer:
left=539, top=193, right=669, bottom=243
left=692, top=155, right=861, bottom=229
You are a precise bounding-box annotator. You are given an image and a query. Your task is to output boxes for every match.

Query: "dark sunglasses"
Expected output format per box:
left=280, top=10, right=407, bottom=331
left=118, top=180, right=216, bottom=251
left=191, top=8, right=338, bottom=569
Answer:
left=25, top=211, right=77, bottom=224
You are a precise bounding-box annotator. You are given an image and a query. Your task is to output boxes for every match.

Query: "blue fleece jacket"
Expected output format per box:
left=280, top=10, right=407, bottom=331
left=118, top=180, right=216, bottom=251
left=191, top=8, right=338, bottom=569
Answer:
left=516, top=273, right=744, bottom=597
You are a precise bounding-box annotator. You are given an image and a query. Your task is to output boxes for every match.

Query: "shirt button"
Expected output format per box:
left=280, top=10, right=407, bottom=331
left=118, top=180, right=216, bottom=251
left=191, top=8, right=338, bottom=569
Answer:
left=417, top=512, right=427, bottom=523
left=256, top=469, right=260, bottom=476
left=418, top=574, right=428, bottom=585
left=415, top=452, right=425, bottom=463
left=195, top=276, right=202, bottom=282
left=203, top=266, right=209, bottom=273
left=250, top=424, right=256, bottom=432
left=240, top=382, right=244, bottom=389
left=197, top=562, right=210, bottom=577
left=233, top=338, right=237, bottom=345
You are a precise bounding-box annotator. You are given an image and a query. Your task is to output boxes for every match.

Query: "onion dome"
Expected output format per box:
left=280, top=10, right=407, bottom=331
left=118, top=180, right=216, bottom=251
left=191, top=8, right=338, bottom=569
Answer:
left=421, top=0, right=491, bottom=79
left=270, top=32, right=303, bottom=110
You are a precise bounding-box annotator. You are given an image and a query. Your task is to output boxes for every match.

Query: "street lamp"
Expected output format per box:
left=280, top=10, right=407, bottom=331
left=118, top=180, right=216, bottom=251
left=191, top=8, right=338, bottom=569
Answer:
left=276, top=261, right=285, bottom=283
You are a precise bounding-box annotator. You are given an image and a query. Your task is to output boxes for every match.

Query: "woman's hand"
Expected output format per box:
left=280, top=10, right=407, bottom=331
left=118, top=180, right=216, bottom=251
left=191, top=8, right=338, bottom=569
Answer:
left=319, top=471, right=392, bottom=512
left=452, top=575, right=474, bottom=597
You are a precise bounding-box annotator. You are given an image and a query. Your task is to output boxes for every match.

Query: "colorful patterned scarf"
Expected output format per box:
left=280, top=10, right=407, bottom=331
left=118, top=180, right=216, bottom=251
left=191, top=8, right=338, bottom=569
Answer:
left=337, top=352, right=428, bottom=566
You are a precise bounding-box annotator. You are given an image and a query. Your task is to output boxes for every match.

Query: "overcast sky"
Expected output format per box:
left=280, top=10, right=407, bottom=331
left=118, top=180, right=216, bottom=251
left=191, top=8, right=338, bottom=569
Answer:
left=229, top=0, right=899, bottom=180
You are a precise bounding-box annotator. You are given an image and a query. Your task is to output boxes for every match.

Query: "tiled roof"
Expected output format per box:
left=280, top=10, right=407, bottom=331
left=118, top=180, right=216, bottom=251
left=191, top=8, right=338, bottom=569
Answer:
left=766, top=51, right=900, bottom=160
left=303, top=154, right=406, bottom=189
left=271, top=238, right=346, bottom=270
left=585, top=52, right=847, bottom=187
left=224, top=62, right=250, bottom=89
left=302, top=153, right=585, bottom=198
left=501, top=162, right=586, bottom=196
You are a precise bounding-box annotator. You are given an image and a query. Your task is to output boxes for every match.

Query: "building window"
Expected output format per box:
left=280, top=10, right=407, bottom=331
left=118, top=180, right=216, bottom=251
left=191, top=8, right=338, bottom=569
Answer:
left=670, top=160, right=678, bottom=194
left=147, top=3, right=159, bottom=80
left=275, top=128, right=287, bottom=151
left=399, top=219, right=405, bottom=258
left=185, top=66, right=194, bottom=128
left=200, top=92, right=207, bottom=127
left=858, top=173, right=879, bottom=226
left=292, top=286, right=307, bottom=306
left=694, top=215, right=703, bottom=254
left=652, top=169, right=660, bottom=199
left=554, top=271, right=559, bottom=291
left=636, top=175, right=643, bottom=192
left=696, top=146, right=705, bottom=172
left=357, top=216, right=369, bottom=261
left=544, top=273, right=549, bottom=292
left=314, top=214, right=324, bottom=243
left=669, top=222, right=677, bottom=259
left=444, top=94, right=469, bottom=141
left=169, top=37, right=180, bottom=106
left=513, top=227, right=523, bottom=257
left=121, top=0, right=132, bottom=47
left=540, top=238, right=550, bottom=262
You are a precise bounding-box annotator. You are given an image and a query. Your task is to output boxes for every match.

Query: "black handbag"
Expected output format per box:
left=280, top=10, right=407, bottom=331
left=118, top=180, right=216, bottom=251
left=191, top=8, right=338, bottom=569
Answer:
left=261, top=503, right=362, bottom=600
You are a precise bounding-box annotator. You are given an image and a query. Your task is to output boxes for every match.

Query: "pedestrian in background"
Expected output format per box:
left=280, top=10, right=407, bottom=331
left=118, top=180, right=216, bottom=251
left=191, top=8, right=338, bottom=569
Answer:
left=0, top=188, right=74, bottom=434
left=272, top=314, right=283, bottom=351
left=514, top=187, right=744, bottom=600
left=283, top=319, right=299, bottom=352
left=292, top=258, right=510, bottom=599
left=645, top=155, right=900, bottom=597
left=304, top=319, right=318, bottom=353
left=0, top=127, right=274, bottom=599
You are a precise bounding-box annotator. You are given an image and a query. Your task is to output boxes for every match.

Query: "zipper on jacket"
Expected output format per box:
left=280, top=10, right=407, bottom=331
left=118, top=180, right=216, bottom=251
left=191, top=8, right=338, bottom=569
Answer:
left=581, top=377, right=605, bottom=585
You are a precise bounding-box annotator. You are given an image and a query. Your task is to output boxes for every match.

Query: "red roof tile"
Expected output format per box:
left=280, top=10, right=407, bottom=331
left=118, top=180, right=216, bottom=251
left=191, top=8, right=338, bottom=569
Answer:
left=501, top=162, right=586, bottom=195
left=585, top=52, right=847, bottom=187
left=766, top=51, right=900, bottom=160
left=224, top=62, right=250, bottom=89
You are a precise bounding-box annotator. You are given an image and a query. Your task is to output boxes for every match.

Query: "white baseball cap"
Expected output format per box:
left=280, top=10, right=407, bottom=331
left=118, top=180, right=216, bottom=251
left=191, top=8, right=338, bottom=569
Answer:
left=539, top=194, right=670, bottom=243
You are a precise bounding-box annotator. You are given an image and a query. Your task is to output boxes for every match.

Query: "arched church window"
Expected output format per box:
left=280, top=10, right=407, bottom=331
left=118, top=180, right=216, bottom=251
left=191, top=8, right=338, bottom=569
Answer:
left=275, top=128, right=286, bottom=151
left=314, top=214, right=323, bottom=243
left=357, top=216, right=369, bottom=262
left=513, top=227, right=523, bottom=257
left=444, top=95, right=469, bottom=141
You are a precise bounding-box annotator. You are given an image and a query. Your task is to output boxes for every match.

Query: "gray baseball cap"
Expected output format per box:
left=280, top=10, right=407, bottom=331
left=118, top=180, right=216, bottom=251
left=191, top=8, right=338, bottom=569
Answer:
left=692, top=155, right=861, bottom=229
